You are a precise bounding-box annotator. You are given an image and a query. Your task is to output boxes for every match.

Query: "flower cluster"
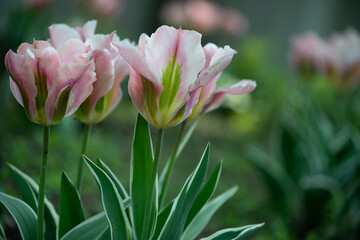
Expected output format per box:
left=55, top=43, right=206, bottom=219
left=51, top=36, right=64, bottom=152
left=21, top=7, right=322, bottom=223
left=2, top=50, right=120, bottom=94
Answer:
left=5, top=22, right=256, bottom=129
left=290, top=29, right=360, bottom=86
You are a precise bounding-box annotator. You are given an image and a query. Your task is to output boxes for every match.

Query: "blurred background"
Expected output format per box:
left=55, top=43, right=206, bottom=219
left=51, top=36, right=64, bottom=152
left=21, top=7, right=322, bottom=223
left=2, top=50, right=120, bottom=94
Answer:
left=1, top=0, right=360, bottom=239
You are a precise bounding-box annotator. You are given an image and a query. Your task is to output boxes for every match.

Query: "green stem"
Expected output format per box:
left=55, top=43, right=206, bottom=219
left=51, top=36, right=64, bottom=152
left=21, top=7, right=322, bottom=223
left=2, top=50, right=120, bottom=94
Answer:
left=159, top=122, right=186, bottom=207
left=37, top=125, right=50, bottom=240
left=140, top=128, right=164, bottom=240
left=76, top=124, right=91, bottom=192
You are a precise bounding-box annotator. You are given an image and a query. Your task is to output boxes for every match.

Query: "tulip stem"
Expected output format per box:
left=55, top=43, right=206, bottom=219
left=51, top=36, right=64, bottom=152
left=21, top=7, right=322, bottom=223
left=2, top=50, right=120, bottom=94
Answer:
left=76, top=124, right=92, bottom=192
left=141, top=128, right=164, bottom=240
left=158, top=122, right=186, bottom=208
left=37, top=125, right=50, bottom=240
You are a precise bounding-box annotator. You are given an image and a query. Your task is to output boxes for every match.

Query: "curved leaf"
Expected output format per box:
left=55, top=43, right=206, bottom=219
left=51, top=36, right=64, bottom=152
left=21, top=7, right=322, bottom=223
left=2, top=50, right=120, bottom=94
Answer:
left=131, top=114, right=156, bottom=240
left=84, top=156, right=131, bottom=240
left=0, top=221, right=6, bottom=240
left=157, top=144, right=210, bottom=240
left=8, top=164, right=58, bottom=240
left=200, top=223, right=264, bottom=240
left=58, top=172, right=85, bottom=239
left=186, top=161, right=222, bottom=227
left=0, top=192, right=37, bottom=240
left=181, top=186, right=238, bottom=240
left=60, top=212, right=108, bottom=240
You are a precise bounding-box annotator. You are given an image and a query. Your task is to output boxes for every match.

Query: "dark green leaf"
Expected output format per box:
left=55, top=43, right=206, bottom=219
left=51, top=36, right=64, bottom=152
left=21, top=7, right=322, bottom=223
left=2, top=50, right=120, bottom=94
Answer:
left=182, top=186, right=238, bottom=240
left=152, top=201, right=173, bottom=239
left=7, top=164, right=58, bottom=240
left=186, top=161, right=222, bottom=227
left=0, top=221, right=6, bottom=240
left=0, top=192, right=37, bottom=240
left=97, top=159, right=129, bottom=200
left=176, top=120, right=198, bottom=159
left=200, top=223, right=264, bottom=240
left=58, top=172, right=85, bottom=239
left=97, top=227, right=111, bottom=240
left=84, top=156, right=131, bottom=240
left=131, top=114, right=157, bottom=240
left=157, top=144, right=210, bottom=240
left=60, top=212, right=108, bottom=240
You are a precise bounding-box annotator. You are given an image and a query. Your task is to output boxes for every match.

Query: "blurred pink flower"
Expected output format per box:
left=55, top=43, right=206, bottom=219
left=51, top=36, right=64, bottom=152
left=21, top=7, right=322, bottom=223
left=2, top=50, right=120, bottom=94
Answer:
left=5, top=39, right=96, bottom=125
left=187, top=43, right=256, bottom=120
left=80, top=0, right=123, bottom=18
left=115, top=25, right=240, bottom=128
left=290, top=33, right=329, bottom=76
left=49, top=20, right=130, bottom=124
left=290, top=29, right=360, bottom=86
left=160, top=0, right=248, bottom=36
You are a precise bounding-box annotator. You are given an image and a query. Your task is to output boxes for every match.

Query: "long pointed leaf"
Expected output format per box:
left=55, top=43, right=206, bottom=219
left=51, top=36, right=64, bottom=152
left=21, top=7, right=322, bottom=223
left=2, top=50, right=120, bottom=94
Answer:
left=7, top=164, right=58, bottom=240
left=84, top=156, right=131, bottom=240
left=131, top=114, right=156, bottom=240
left=200, top=223, right=264, bottom=240
left=186, top=161, right=222, bottom=227
left=181, top=186, right=238, bottom=240
left=157, top=144, right=210, bottom=240
left=0, top=192, right=37, bottom=240
left=60, top=212, right=108, bottom=240
left=58, top=172, right=85, bottom=239
left=0, top=220, right=7, bottom=240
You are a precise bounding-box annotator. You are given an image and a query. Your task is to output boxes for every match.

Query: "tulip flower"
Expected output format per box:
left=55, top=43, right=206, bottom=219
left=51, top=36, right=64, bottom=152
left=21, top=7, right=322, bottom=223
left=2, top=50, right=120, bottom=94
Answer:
left=187, top=43, right=256, bottom=120
left=116, top=25, right=240, bottom=129
left=5, top=39, right=96, bottom=126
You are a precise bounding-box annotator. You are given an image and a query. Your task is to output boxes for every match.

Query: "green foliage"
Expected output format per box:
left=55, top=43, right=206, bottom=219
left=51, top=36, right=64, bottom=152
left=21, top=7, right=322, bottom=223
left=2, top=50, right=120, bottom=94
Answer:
left=58, top=172, right=85, bottom=239
left=0, top=192, right=37, bottom=240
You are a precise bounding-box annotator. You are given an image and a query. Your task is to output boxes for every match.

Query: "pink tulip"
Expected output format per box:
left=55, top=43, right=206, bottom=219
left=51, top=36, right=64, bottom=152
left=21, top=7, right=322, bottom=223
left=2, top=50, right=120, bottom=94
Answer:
left=49, top=21, right=130, bottom=124
left=5, top=39, right=96, bottom=125
left=115, top=25, right=241, bottom=128
left=187, top=43, right=256, bottom=120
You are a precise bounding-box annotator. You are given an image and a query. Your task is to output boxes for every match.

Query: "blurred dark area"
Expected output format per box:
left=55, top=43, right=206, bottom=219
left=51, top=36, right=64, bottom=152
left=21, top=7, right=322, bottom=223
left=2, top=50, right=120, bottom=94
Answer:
left=1, top=0, right=360, bottom=239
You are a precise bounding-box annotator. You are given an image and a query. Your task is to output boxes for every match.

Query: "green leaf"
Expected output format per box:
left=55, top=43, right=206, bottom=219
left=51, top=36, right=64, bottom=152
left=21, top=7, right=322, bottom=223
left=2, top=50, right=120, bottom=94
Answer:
left=0, top=221, right=6, bottom=240
left=200, top=223, right=264, bottom=240
left=7, top=164, right=58, bottom=240
left=186, top=161, right=222, bottom=227
left=58, top=172, right=85, bottom=239
left=152, top=201, right=173, bottom=239
left=97, top=159, right=129, bottom=200
left=131, top=114, right=157, bottom=239
left=181, top=186, right=238, bottom=240
left=0, top=192, right=37, bottom=240
left=60, top=212, right=108, bottom=240
left=84, top=156, right=131, bottom=240
left=157, top=144, right=210, bottom=240
left=97, top=227, right=111, bottom=240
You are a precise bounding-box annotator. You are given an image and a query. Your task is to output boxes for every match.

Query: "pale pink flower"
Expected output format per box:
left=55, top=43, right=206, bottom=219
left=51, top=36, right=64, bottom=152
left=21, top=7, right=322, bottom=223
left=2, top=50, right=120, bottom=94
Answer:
left=160, top=0, right=248, bottom=37
left=187, top=43, right=256, bottom=120
left=290, top=33, right=329, bottom=75
left=5, top=39, right=96, bottom=125
left=115, top=25, right=240, bottom=128
left=49, top=20, right=130, bottom=124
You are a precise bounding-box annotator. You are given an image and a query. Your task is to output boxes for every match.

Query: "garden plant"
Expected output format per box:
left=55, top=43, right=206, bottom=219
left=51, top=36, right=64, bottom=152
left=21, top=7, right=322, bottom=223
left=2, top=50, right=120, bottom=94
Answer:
left=0, top=20, right=262, bottom=240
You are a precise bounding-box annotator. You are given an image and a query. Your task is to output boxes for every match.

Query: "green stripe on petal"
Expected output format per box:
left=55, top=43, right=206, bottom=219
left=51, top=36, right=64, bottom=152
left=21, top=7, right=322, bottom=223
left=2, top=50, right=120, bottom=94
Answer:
left=159, top=56, right=181, bottom=110
left=33, top=63, right=49, bottom=125
left=51, top=86, right=72, bottom=124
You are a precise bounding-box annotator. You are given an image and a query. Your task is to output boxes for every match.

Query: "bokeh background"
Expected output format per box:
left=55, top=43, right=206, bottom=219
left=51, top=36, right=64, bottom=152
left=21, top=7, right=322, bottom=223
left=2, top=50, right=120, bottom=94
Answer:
left=1, top=0, right=360, bottom=239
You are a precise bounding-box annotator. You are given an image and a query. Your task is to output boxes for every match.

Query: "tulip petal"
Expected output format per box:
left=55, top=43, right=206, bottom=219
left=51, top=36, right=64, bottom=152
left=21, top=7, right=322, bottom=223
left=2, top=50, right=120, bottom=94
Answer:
left=45, top=62, right=96, bottom=123
left=9, top=77, right=24, bottom=106
left=205, top=79, right=256, bottom=112
left=85, top=34, right=113, bottom=51
left=90, top=49, right=115, bottom=110
left=138, top=33, right=149, bottom=55
left=77, top=20, right=97, bottom=40
left=57, top=39, right=90, bottom=64
left=5, top=51, right=37, bottom=119
left=49, top=23, right=82, bottom=48
left=38, top=47, right=61, bottom=88
left=197, top=45, right=237, bottom=87
left=145, top=26, right=205, bottom=93
left=66, top=61, right=96, bottom=117
left=115, top=41, right=163, bottom=94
